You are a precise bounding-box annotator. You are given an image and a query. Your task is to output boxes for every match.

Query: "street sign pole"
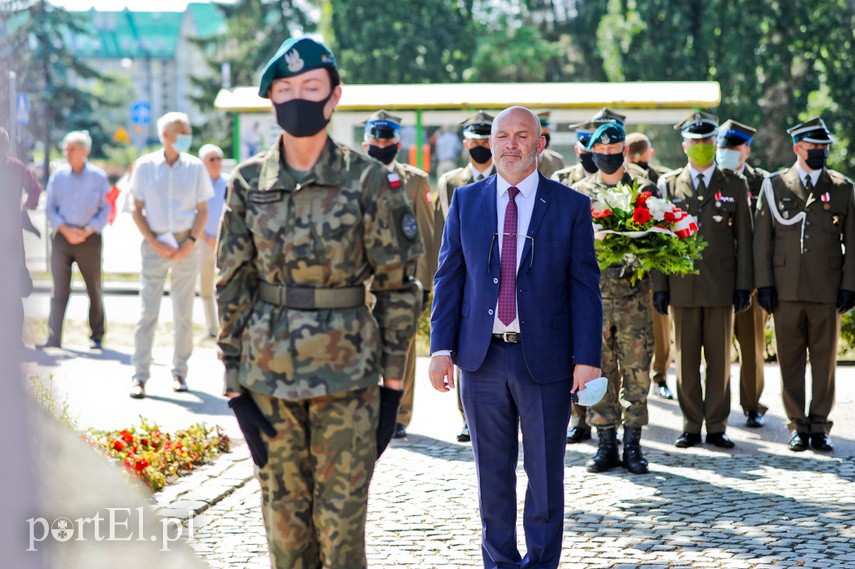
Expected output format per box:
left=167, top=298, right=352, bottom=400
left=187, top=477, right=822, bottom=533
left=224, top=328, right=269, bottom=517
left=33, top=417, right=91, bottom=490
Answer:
left=8, top=71, right=16, bottom=158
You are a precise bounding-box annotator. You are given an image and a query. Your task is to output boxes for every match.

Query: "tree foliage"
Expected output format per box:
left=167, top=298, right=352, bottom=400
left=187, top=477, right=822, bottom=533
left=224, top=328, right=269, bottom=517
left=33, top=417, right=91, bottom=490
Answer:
left=189, top=0, right=317, bottom=155
left=0, top=0, right=115, bottom=171
left=327, top=0, right=477, bottom=84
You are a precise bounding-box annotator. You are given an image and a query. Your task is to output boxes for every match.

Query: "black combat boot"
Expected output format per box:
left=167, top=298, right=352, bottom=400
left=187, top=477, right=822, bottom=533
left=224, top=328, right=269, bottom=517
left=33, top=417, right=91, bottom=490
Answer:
left=585, top=428, right=621, bottom=473
left=622, top=426, right=649, bottom=474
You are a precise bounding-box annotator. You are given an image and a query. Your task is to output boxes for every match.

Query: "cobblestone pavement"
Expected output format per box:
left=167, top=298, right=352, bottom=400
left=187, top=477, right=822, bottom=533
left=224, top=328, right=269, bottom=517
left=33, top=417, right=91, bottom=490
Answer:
left=23, top=291, right=855, bottom=568
left=159, top=424, right=855, bottom=569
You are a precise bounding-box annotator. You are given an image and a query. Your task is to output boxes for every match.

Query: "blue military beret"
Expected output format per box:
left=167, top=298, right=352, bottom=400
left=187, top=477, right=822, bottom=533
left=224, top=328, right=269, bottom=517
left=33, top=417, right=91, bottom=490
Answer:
left=258, top=37, right=337, bottom=99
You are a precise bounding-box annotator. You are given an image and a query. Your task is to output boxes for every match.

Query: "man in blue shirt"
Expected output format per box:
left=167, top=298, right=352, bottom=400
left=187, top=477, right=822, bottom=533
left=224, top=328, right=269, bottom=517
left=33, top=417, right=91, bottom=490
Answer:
left=198, top=143, right=228, bottom=339
left=40, top=130, right=110, bottom=350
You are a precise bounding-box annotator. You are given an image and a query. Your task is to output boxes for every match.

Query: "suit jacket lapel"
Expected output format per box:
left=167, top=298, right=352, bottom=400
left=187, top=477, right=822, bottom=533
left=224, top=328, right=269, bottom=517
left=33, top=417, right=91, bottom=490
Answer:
left=672, top=168, right=694, bottom=204
left=519, top=174, right=551, bottom=276
left=784, top=167, right=807, bottom=202
left=480, top=178, right=499, bottom=275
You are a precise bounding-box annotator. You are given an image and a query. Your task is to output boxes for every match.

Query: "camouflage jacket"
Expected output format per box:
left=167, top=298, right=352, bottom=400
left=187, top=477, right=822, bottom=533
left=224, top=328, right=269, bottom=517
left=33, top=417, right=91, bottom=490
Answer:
left=573, top=171, right=655, bottom=299
left=552, top=163, right=590, bottom=188
left=216, top=137, right=423, bottom=399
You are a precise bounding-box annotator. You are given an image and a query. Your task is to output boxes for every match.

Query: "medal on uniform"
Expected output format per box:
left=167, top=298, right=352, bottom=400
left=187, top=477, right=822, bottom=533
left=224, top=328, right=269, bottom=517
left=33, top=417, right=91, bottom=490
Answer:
left=715, top=190, right=722, bottom=208
left=821, top=192, right=831, bottom=211
left=833, top=215, right=840, bottom=225
left=783, top=211, right=789, bottom=219
left=713, top=215, right=723, bottom=223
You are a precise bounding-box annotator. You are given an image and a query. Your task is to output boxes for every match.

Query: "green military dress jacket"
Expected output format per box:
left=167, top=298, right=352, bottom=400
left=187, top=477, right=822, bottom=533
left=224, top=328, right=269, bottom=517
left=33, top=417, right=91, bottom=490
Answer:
left=217, top=138, right=423, bottom=399
left=537, top=148, right=565, bottom=179
left=754, top=165, right=855, bottom=304
left=393, top=161, right=436, bottom=292
left=652, top=166, right=753, bottom=307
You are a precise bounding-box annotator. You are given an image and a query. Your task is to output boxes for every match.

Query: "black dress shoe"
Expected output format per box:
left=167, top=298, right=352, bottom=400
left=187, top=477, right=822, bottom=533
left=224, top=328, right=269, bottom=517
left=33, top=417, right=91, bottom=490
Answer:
left=37, top=340, right=61, bottom=350
left=566, top=426, right=592, bottom=444
left=788, top=432, right=809, bottom=452
left=89, top=338, right=103, bottom=350
left=745, top=410, right=764, bottom=428
left=810, top=433, right=833, bottom=452
left=655, top=382, right=675, bottom=400
left=706, top=432, right=735, bottom=448
left=674, top=432, right=702, bottom=448
left=457, top=424, right=471, bottom=442
left=393, top=423, right=407, bottom=439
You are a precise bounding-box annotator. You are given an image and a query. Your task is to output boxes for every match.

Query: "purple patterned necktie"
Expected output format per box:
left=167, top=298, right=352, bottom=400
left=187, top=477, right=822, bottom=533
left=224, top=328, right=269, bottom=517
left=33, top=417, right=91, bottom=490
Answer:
left=498, top=186, right=520, bottom=325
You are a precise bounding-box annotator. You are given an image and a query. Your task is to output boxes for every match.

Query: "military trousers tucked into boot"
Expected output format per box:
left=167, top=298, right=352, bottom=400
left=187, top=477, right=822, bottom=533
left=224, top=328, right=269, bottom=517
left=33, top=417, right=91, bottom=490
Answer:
left=252, top=387, right=379, bottom=569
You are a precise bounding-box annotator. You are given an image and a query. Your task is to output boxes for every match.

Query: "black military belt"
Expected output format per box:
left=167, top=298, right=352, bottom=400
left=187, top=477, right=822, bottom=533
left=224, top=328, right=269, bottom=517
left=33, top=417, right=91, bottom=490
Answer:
left=492, top=332, right=522, bottom=344
left=257, top=281, right=364, bottom=310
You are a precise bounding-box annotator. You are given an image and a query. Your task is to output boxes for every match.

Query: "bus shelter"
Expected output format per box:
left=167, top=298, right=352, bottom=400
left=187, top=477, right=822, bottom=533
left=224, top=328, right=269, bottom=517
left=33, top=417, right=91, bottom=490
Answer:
left=214, top=81, right=721, bottom=170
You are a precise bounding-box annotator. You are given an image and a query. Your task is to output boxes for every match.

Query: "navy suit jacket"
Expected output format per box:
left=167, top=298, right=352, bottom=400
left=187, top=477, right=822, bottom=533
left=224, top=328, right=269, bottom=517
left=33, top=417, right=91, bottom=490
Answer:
left=430, top=172, right=602, bottom=383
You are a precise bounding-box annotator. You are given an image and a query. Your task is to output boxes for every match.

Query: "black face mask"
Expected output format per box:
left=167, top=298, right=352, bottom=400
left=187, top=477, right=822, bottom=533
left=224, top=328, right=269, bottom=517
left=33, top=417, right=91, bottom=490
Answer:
left=273, top=94, right=332, bottom=138
left=579, top=152, right=598, bottom=174
left=592, top=152, right=624, bottom=175
left=543, top=132, right=551, bottom=148
left=805, top=148, right=829, bottom=170
left=635, top=161, right=649, bottom=170
left=469, top=145, right=492, bottom=165
left=367, top=144, right=398, bottom=165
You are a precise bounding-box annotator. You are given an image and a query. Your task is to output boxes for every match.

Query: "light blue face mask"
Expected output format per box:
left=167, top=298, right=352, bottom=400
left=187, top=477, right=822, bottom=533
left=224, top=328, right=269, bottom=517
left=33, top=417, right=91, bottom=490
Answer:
left=575, top=376, right=608, bottom=407
left=174, top=134, right=193, bottom=153
left=716, top=148, right=742, bottom=171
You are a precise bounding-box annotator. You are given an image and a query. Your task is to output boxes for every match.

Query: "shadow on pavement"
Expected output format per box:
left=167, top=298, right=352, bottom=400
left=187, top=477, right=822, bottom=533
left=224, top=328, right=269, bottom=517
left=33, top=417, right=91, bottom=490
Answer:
left=143, top=390, right=233, bottom=417
left=387, top=432, right=476, bottom=463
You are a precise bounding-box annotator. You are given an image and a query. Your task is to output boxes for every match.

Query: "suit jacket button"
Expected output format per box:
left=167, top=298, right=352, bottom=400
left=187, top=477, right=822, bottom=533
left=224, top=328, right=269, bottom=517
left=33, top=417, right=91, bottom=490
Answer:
left=493, top=277, right=499, bottom=284
left=488, top=309, right=494, bottom=315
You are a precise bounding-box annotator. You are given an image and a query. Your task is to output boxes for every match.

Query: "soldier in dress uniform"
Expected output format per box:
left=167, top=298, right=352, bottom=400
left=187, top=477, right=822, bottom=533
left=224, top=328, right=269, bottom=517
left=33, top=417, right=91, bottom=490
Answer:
left=716, top=119, right=769, bottom=428
left=625, top=131, right=676, bottom=401
left=536, top=111, right=565, bottom=178
left=216, top=37, right=423, bottom=568
left=552, top=120, right=600, bottom=188
left=651, top=111, right=753, bottom=450
left=626, top=132, right=670, bottom=186
left=754, top=117, right=855, bottom=453
left=572, top=122, right=655, bottom=474
left=361, top=109, right=436, bottom=439
left=433, top=110, right=494, bottom=442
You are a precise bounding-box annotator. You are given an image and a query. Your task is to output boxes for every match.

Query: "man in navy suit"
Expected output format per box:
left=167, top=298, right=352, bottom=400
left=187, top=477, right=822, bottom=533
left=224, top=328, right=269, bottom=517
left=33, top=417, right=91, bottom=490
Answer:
left=429, top=106, right=603, bottom=569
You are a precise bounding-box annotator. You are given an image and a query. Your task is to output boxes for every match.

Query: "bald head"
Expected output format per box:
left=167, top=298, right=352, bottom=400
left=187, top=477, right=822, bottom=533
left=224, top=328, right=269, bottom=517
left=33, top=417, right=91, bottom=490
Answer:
left=490, top=106, right=545, bottom=184
left=626, top=132, right=654, bottom=163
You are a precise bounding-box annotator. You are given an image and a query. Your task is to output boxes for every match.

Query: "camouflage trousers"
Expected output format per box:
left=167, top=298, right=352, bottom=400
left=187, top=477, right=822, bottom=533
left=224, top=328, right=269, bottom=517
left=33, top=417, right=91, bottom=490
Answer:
left=251, top=386, right=379, bottom=569
left=588, top=284, right=654, bottom=429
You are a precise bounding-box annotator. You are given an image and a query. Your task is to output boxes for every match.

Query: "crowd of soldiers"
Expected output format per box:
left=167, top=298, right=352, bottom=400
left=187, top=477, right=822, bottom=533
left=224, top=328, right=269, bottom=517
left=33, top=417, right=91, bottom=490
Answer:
left=427, top=106, right=853, bottom=469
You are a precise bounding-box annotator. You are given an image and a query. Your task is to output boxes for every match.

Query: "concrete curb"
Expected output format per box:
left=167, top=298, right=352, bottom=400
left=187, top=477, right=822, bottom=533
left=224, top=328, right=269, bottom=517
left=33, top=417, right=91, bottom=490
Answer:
left=154, top=442, right=254, bottom=522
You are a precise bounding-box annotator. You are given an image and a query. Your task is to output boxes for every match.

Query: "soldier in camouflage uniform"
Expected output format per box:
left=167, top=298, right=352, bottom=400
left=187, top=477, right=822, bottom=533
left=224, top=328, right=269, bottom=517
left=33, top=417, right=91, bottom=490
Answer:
left=360, top=109, right=436, bottom=439
left=536, top=111, right=565, bottom=178
left=625, top=131, right=677, bottom=402
left=715, top=119, right=770, bottom=429
left=216, top=37, right=422, bottom=569
left=433, top=110, right=494, bottom=442
left=572, top=122, right=655, bottom=474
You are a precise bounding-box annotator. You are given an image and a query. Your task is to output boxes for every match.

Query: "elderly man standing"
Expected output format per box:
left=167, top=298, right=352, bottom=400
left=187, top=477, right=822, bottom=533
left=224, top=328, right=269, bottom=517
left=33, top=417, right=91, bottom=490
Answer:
left=39, top=130, right=110, bottom=350
left=430, top=106, right=602, bottom=569
left=198, top=143, right=228, bottom=339
left=129, top=112, right=213, bottom=398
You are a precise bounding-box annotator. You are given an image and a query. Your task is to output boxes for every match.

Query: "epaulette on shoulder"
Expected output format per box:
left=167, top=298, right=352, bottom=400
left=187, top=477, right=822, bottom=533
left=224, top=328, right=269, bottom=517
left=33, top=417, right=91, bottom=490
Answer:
left=661, top=168, right=682, bottom=180
left=399, top=162, right=429, bottom=179
left=828, top=169, right=854, bottom=186
left=767, top=169, right=784, bottom=178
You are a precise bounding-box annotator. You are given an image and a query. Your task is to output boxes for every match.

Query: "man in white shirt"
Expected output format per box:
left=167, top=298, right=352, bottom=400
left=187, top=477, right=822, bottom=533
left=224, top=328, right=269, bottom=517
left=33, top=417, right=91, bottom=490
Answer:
left=129, top=112, right=214, bottom=398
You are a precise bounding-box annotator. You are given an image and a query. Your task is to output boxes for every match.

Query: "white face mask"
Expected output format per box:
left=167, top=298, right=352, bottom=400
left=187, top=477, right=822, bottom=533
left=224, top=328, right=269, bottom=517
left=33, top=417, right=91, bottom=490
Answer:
left=575, top=376, right=608, bottom=407
left=716, top=148, right=742, bottom=171
left=173, top=134, right=193, bottom=153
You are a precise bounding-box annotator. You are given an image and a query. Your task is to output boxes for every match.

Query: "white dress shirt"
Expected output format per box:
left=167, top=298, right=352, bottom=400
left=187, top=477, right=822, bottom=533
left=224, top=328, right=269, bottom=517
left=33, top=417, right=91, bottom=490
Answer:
left=795, top=162, right=822, bottom=189
left=492, top=169, right=539, bottom=334
left=129, top=150, right=214, bottom=234
left=468, top=163, right=495, bottom=181
left=687, top=163, right=716, bottom=190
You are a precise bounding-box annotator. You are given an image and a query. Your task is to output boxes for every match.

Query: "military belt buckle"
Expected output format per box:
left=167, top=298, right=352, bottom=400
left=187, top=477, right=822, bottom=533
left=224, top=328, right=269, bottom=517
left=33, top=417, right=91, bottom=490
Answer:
left=285, top=287, right=316, bottom=310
